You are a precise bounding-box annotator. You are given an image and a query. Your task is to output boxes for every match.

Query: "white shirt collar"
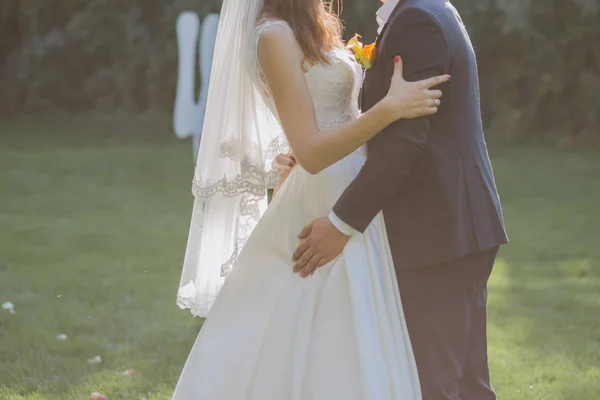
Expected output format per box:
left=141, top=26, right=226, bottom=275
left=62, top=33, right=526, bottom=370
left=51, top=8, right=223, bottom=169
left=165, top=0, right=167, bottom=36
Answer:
left=376, top=0, right=401, bottom=33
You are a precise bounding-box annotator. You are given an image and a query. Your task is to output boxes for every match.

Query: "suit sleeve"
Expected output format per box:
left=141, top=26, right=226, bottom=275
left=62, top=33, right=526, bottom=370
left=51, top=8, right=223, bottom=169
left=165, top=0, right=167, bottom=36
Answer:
left=332, top=8, right=451, bottom=233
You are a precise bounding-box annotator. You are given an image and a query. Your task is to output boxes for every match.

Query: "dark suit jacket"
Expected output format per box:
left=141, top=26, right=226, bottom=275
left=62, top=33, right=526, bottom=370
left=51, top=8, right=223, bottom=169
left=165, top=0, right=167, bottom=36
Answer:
left=333, top=0, right=508, bottom=270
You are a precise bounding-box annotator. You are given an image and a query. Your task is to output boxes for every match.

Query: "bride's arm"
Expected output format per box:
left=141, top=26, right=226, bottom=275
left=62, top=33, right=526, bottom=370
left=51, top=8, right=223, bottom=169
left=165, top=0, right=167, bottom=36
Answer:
left=258, top=25, right=448, bottom=175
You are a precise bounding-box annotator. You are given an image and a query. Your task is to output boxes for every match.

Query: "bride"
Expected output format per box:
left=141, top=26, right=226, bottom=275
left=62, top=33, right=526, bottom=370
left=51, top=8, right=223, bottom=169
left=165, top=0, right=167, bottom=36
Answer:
left=172, top=0, right=448, bottom=397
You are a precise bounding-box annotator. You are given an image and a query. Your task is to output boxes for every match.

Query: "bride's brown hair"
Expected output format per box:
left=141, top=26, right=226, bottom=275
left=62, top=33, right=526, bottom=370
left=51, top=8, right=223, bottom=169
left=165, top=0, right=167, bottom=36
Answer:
left=260, top=0, right=343, bottom=64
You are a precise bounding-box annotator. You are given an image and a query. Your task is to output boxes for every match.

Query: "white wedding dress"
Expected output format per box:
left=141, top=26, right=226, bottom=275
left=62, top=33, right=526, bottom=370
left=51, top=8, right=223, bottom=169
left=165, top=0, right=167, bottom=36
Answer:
left=172, top=20, right=421, bottom=400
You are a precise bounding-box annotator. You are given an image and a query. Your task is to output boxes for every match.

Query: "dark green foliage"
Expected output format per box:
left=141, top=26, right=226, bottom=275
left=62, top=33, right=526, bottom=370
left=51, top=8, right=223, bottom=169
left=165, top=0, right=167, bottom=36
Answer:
left=451, top=0, right=600, bottom=141
left=0, top=0, right=211, bottom=114
left=0, top=0, right=598, bottom=139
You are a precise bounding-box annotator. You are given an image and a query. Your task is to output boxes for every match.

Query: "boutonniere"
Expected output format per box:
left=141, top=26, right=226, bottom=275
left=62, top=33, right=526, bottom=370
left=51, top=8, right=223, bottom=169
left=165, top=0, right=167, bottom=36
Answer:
left=347, top=34, right=376, bottom=69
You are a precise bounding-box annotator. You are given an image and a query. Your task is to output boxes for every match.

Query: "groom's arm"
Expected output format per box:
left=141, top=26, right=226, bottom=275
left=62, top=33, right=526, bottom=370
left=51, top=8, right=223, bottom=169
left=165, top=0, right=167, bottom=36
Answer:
left=332, top=8, right=451, bottom=233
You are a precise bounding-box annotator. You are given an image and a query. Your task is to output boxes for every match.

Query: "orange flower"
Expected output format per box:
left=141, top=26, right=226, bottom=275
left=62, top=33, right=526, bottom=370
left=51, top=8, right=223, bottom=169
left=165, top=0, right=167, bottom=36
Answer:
left=347, top=34, right=376, bottom=69
left=363, top=43, right=376, bottom=63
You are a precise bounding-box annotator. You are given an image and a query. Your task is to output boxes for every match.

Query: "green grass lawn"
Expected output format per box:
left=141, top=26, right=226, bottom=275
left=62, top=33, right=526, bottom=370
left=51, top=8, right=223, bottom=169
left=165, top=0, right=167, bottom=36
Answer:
left=1, top=117, right=599, bottom=399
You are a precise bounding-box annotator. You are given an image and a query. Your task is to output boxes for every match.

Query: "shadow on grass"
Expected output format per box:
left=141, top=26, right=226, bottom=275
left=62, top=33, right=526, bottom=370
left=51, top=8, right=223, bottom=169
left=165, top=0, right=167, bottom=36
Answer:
left=486, top=146, right=600, bottom=399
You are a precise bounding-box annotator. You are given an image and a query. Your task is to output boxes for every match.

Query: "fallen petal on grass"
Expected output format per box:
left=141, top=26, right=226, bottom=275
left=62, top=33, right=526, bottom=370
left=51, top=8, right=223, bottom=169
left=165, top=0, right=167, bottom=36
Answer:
left=88, top=356, right=102, bottom=365
left=90, top=392, right=106, bottom=400
left=56, top=333, right=69, bottom=341
left=119, top=369, right=136, bottom=376
left=2, top=302, right=15, bottom=314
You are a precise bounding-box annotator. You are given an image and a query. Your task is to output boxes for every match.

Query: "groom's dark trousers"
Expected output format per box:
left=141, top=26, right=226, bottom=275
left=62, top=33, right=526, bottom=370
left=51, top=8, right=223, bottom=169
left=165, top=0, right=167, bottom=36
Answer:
left=332, top=0, right=508, bottom=399
left=397, top=247, right=499, bottom=400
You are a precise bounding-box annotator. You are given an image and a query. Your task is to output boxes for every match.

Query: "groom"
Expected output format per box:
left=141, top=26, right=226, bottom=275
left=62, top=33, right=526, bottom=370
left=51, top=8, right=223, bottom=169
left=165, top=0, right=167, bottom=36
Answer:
left=291, top=0, right=508, bottom=399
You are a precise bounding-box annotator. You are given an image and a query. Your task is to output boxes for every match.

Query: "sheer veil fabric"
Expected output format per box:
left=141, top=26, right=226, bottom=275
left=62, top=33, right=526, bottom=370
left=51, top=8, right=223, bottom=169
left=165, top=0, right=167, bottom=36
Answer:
left=177, top=0, right=288, bottom=317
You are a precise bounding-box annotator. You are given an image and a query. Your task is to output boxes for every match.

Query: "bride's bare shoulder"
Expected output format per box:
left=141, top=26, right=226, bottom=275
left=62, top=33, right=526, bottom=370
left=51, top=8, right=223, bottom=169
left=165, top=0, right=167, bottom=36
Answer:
left=256, top=18, right=292, bottom=34
left=256, top=20, right=303, bottom=67
left=257, top=20, right=295, bottom=47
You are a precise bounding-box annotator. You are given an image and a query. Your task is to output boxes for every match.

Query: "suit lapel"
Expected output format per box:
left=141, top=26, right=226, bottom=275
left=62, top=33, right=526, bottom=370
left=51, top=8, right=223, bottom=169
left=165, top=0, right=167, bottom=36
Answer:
left=359, top=72, right=365, bottom=111
left=375, top=0, right=409, bottom=47
left=375, top=22, right=388, bottom=48
left=361, top=0, right=409, bottom=111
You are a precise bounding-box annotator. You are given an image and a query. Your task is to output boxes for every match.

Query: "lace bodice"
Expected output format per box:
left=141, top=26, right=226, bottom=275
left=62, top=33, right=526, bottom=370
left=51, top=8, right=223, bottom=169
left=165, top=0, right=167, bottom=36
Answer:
left=254, top=20, right=362, bottom=131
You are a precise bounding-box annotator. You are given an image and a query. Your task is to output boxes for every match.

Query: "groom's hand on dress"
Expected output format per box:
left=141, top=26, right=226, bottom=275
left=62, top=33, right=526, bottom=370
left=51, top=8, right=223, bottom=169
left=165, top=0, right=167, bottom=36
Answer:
left=292, top=217, right=350, bottom=277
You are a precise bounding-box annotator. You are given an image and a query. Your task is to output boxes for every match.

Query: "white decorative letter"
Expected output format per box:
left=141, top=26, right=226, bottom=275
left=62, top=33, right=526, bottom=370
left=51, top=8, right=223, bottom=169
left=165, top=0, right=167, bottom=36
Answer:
left=174, top=12, right=201, bottom=139
left=174, top=12, right=220, bottom=160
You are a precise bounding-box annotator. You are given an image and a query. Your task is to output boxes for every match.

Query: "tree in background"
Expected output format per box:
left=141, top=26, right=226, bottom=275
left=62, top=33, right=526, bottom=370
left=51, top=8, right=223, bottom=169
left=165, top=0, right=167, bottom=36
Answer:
left=0, top=0, right=598, bottom=141
left=452, top=0, right=600, bottom=141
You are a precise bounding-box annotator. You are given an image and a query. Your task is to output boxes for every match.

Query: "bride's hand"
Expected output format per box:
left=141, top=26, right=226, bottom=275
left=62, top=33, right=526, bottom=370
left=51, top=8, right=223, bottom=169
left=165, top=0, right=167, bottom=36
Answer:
left=382, top=56, right=450, bottom=120
left=276, top=153, right=296, bottom=182
left=273, top=153, right=296, bottom=198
